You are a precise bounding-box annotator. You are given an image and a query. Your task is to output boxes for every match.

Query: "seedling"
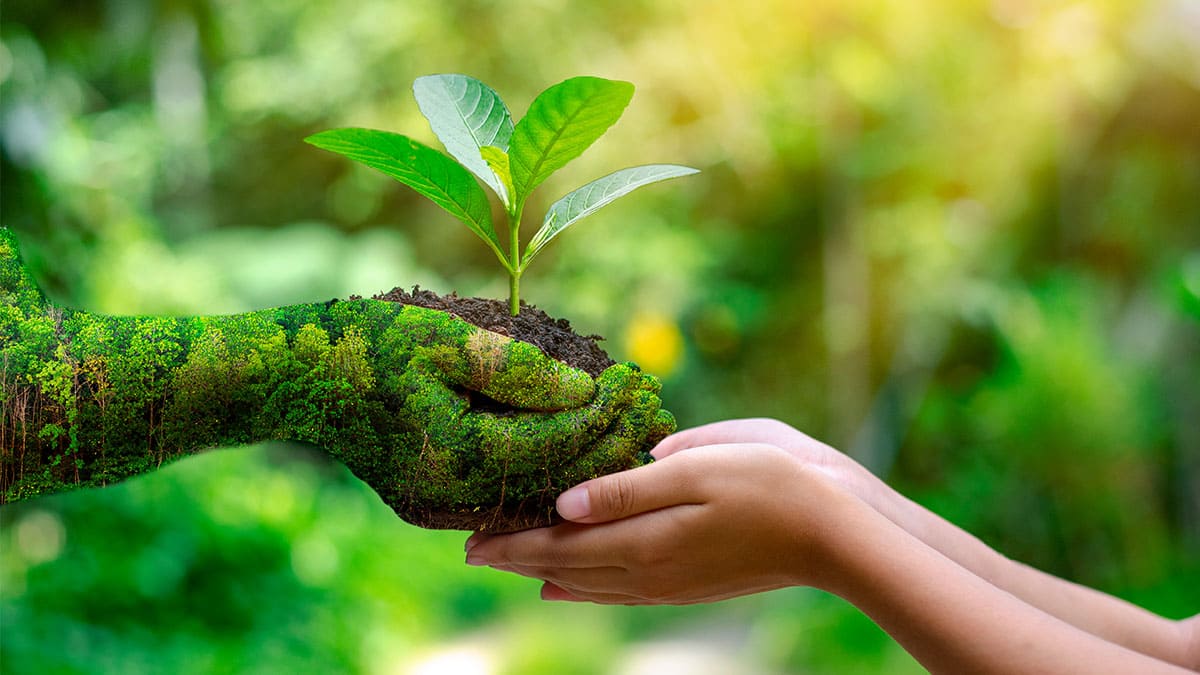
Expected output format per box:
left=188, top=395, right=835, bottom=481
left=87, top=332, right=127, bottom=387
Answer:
left=306, top=74, right=699, bottom=315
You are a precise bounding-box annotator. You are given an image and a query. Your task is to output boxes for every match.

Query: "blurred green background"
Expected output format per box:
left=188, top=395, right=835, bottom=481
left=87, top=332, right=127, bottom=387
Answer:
left=2, top=0, right=1198, bottom=672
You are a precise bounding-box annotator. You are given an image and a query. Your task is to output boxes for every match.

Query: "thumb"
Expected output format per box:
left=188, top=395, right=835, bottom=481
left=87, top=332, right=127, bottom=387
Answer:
left=409, top=304, right=595, bottom=411
left=483, top=338, right=594, bottom=411
left=555, top=455, right=701, bottom=524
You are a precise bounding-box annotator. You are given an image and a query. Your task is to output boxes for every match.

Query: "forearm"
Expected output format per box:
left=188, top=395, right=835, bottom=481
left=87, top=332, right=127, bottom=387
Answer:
left=854, top=469, right=1194, bottom=666
left=821, top=497, right=1194, bottom=674
left=1, top=293, right=409, bottom=502
left=659, top=419, right=1190, bottom=661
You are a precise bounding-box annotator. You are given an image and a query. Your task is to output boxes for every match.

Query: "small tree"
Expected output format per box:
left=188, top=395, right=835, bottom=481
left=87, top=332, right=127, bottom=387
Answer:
left=307, top=74, right=699, bottom=315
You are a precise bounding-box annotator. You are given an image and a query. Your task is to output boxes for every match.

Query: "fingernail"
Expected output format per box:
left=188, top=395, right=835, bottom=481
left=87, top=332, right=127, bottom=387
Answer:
left=464, top=534, right=481, bottom=553
left=465, top=552, right=488, bottom=566
left=556, top=487, right=591, bottom=520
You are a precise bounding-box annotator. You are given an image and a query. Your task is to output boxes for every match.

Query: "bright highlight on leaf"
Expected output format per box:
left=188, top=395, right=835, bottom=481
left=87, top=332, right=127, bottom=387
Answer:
left=306, top=74, right=699, bottom=316
left=525, top=164, right=700, bottom=266
left=413, top=74, right=514, bottom=206
left=479, top=145, right=515, bottom=210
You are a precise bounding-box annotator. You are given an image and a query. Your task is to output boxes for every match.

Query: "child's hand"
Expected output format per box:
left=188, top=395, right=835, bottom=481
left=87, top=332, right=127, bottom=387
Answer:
left=654, top=419, right=896, bottom=519
left=464, top=442, right=867, bottom=604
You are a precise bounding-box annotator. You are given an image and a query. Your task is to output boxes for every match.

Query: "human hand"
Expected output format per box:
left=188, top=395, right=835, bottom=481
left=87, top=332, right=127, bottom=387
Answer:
left=463, top=443, right=867, bottom=604
left=653, top=418, right=893, bottom=515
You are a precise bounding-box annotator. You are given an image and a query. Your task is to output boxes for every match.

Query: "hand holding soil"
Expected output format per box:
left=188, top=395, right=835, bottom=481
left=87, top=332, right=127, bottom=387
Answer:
left=465, top=420, right=1199, bottom=673
left=466, top=441, right=855, bottom=604
left=0, top=227, right=674, bottom=532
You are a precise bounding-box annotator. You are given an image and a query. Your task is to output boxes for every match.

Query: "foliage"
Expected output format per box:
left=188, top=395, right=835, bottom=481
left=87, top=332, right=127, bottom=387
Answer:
left=306, top=74, right=699, bottom=315
left=1, top=446, right=461, bottom=675
left=1, top=0, right=1197, bottom=671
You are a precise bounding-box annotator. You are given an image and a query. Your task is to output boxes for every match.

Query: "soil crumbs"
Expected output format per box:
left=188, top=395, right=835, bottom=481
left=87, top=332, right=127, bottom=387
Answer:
left=371, top=286, right=615, bottom=376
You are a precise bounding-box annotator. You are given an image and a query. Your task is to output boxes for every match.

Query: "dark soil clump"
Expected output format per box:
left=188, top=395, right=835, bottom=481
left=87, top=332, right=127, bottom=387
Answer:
left=372, top=286, right=616, bottom=376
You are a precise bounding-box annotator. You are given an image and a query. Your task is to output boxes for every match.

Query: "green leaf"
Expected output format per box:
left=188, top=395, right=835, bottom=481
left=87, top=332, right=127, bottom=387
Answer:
left=524, top=164, right=700, bottom=266
left=413, top=74, right=514, bottom=205
left=305, top=128, right=506, bottom=261
left=509, top=76, right=634, bottom=205
left=479, top=146, right=516, bottom=214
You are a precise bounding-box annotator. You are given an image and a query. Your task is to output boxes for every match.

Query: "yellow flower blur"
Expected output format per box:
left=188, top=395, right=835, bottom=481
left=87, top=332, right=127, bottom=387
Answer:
left=624, top=311, right=684, bottom=378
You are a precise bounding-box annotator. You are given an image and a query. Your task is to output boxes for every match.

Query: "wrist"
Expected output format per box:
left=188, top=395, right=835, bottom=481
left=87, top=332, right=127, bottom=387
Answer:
left=817, top=458, right=905, bottom=527
left=844, top=468, right=970, bottom=570
left=814, top=492, right=922, bottom=602
left=781, top=462, right=893, bottom=594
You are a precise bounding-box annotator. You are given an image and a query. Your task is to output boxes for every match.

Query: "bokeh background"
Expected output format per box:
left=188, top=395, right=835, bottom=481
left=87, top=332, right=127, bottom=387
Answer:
left=2, top=0, right=1198, bottom=672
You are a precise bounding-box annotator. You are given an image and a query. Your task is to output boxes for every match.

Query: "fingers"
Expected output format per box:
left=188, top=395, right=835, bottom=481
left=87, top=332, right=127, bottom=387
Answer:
left=554, top=451, right=703, bottom=524
left=540, top=581, right=644, bottom=605
left=396, top=361, right=675, bottom=529
left=402, top=303, right=595, bottom=411
left=479, top=338, right=595, bottom=411
left=465, top=498, right=699, bottom=568
left=463, top=443, right=782, bottom=563
left=651, top=418, right=803, bottom=459
left=555, top=443, right=781, bottom=524
left=541, top=582, right=583, bottom=602
left=465, top=444, right=819, bottom=606
left=467, top=523, right=623, bottom=568
left=585, top=364, right=673, bottom=443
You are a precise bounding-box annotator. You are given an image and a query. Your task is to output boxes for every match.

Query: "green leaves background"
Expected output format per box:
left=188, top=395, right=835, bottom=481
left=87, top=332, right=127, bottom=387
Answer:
left=9, top=3, right=1198, bottom=671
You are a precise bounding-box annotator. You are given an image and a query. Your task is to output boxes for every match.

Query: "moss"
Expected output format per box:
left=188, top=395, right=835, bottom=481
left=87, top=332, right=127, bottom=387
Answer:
left=1, top=227, right=674, bottom=531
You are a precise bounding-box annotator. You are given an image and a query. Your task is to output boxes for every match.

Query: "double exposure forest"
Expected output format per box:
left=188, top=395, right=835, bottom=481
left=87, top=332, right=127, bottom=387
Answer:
left=1, top=246, right=382, bottom=503
left=2, top=0, right=1198, bottom=673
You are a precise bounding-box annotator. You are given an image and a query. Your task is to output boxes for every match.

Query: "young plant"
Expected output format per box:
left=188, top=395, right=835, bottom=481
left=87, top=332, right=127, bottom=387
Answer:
left=306, top=74, right=699, bottom=316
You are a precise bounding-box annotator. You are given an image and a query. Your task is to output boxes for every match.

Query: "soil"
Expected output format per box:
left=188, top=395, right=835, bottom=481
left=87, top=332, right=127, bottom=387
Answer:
left=371, top=286, right=616, bottom=376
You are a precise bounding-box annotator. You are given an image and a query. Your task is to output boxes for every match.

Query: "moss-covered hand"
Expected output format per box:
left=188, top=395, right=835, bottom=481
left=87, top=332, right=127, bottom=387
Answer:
left=0, top=228, right=675, bottom=532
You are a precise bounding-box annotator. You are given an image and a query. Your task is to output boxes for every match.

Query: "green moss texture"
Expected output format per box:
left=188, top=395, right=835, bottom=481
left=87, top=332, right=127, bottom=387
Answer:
left=0, top=228, right=674, bottom=531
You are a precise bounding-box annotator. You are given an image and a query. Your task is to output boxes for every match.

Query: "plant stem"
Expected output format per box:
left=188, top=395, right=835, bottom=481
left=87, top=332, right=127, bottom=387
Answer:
left=509, top=271, right=520, bottom=316
left=508, top=206, right=523, bottom=316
